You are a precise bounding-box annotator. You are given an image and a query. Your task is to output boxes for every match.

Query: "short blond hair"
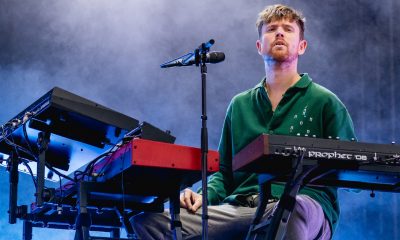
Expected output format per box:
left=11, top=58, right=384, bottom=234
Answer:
left=256, top=4, right=306, bottom=40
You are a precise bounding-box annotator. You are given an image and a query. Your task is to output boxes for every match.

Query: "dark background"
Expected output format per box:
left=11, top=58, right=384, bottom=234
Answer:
left=0, top=0, right=399, bottom=239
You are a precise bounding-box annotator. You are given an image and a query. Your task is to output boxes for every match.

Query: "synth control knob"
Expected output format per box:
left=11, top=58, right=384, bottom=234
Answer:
left=304, top=134, right=308, bottom=137
left=328, top=136, right=332, bottom=139
left=351, top=138, right=356, bottom=141
left=392, top=141, right=396, bottom=144
left=312, top=135, right=316, bottom=138
left=336, top=137, right=340, bottom=140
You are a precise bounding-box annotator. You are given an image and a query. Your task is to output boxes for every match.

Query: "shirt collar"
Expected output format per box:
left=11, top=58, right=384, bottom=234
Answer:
left=255, top=73, right=312, bottom=90
left=293, top=73, right=312, bottom=88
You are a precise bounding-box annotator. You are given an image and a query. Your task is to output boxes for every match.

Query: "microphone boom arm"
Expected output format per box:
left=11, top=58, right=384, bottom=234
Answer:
left=160, top=39, right=220, bottom=68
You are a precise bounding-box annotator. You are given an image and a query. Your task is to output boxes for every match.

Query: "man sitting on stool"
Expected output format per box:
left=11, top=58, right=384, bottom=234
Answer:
left=131, top=4, right=356, bottom=239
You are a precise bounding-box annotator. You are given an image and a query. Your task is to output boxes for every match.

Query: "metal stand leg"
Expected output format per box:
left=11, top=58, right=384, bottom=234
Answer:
left=23, top=220, right=33, bottom=240
left=246, top=153, right=314, bottom=240
left=74, top=182, right=91, bottom=240
left=36, top=131, right=50, bottom=207
left=121, top=211, right=136, bottom=239
left=169, top=187, right=183, bottom=240
left=8, top=151, right=19, bottom=224
left=246, top=180, right=272, bottom=239
left=110, top=228, right=120, bottom=239
left=265, top=186, right=299, bottom=240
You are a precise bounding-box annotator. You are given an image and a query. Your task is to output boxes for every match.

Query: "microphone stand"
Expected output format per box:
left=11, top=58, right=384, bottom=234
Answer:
left=161, top=39, right=218, bottom=240
left=183, top=41, right=213, bottom=240
left=198, top=45, right=209, bottom=240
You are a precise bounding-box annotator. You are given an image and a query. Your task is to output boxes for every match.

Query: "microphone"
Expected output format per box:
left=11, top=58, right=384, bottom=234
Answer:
left=160, top=51, right=225, bottom=68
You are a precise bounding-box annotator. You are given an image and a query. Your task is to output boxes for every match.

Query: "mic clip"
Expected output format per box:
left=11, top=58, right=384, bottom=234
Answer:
left=190, top=39, right=215, bottom=66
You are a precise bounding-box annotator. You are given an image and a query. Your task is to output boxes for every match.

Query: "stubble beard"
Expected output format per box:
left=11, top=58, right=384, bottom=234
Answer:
left=268, top=46, right=297, bottom=63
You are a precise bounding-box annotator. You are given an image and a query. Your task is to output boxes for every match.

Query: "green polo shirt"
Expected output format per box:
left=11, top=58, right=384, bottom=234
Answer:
left=206, top=73, right=356, bottom=233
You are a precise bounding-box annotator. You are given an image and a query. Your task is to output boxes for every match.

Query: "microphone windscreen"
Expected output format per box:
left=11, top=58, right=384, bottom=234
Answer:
left=208, top=52, right=225, bottom=63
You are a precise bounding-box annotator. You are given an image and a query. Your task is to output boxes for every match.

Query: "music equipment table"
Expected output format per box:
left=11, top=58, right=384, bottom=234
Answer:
left=233, top=134, right=400, bottom=240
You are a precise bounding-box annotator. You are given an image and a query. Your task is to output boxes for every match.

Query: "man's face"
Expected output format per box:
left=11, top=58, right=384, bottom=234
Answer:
left=256, top=19, right=307, bottom=63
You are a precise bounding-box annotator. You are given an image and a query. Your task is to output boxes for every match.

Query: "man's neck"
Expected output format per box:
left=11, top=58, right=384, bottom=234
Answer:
left=264, top=60, right=301, bottom=93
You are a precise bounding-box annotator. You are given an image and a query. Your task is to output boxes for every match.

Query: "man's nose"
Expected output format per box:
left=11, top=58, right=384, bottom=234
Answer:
left=275, top=27, right=284, bottom=38
left=275, top=33, right=284, bottom=38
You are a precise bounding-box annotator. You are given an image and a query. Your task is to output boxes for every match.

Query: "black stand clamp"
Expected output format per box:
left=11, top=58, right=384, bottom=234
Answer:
left=8, top=150, right=20, bottom=224
left=36, top=131, right=51, bottom=207
left=8, top=151, right=29, bottom=225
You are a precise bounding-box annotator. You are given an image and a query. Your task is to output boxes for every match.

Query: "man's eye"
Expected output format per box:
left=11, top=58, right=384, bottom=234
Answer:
left=266, top=28, right=275, bottom=32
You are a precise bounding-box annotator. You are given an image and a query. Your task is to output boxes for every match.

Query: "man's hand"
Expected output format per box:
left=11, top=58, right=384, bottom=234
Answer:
left=180, top=188, right=202, bottom=213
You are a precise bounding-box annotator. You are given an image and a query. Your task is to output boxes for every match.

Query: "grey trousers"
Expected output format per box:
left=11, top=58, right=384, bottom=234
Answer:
left=130, top=195, right=331, bottom=240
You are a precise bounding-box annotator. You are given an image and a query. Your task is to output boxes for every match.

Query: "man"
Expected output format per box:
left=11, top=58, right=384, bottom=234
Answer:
left=132, top=4, right=356, bottom=239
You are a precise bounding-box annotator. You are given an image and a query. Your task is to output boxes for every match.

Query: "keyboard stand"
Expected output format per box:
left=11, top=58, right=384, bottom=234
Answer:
left=246, top=152, right=316, bottom=240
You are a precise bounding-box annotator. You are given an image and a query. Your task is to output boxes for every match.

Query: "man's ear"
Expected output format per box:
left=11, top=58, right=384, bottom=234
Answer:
left=256, top=39, right=262, bottom=55
left=298, top=39, right=307, bottom=55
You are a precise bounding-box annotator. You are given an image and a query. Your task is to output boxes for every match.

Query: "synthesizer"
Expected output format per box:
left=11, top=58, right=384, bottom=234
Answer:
left=56, top=138, right=220, bottom=202
left=26, top=139, right=220, bottom=238
left=233, top=134, right=400, bottom=191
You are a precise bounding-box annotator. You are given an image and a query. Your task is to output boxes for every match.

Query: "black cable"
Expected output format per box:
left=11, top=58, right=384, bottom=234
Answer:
left=71, top=151, right=114, bottom=182
left=1, top=125, right=39, bottom=190
left=4, top=134, right=74, bottom=184
left=93, top=142, right=126, bottom=176
left=22, top=121, right=36, bottom=156
left=1, top=123, right=32, bottom=159
left=58, top=175, right=64, bottom=204
left=86, top=150, right=115, bottom=177
left=5, top=135, right=74, bottom=183
left=74, top=170, right=86, bottom=182
left=2, top=126, right=40, bottom=187
left=45, top=163, right=75, bottom=182
left=71, top=142, right=123, bottom=183
left=290, top=151, right=329, bottom=187
left=2, top=136, right=38, bottom=161
left=120, top=142, right=130, bottom=216
left=20, top=158, right=38, bottom=189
